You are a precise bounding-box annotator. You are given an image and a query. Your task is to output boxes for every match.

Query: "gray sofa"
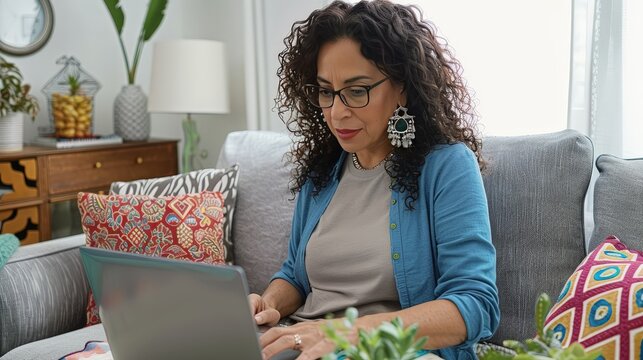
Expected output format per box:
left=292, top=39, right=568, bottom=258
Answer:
left=1, top=129, right=641, bottom=359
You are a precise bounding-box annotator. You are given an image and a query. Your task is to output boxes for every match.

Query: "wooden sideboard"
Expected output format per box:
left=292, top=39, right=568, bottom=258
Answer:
left=0, top=139, right=178, bottom=245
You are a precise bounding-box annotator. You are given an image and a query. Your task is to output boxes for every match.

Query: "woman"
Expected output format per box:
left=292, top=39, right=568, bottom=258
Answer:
left=249, top=1, right=499, bottom=359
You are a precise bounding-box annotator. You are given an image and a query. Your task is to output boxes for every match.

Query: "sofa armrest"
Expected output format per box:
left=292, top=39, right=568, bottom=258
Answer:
left=0, top=234, right=88, bottom=356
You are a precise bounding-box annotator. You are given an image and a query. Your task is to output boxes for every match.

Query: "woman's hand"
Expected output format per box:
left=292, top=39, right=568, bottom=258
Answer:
left=259, top=320, right=344, bottom=360
left=248, top=293, right=281, bottom=326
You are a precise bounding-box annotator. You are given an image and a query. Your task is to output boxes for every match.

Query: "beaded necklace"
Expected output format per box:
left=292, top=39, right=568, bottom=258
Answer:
left=351, top=152, right=391, bottom=170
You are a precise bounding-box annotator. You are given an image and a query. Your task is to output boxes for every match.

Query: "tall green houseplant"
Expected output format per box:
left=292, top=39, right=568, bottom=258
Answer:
left=103, top=0, right=168, bottom=84
left=103, top=0, right=168, bottom=141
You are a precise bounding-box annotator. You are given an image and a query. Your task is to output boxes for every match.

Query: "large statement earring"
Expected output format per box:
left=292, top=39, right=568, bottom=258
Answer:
left=387, top=105, right=415, bottom=148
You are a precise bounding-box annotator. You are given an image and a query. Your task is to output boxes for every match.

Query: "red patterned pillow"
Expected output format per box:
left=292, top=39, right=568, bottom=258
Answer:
left=544, top=236, right=643, bottom=359
left=78, top=191, right=226, bottom=326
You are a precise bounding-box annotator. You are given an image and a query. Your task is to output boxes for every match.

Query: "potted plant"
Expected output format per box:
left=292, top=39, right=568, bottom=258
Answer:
left=103, top=0, right=167, bottom=141
left=0, top=56, right=39, bottom=151
left=323, top=294, right=599, bottom=360
left=322, top=307, right=429, bottom=360
left=479, top=294, right=599, bottom=360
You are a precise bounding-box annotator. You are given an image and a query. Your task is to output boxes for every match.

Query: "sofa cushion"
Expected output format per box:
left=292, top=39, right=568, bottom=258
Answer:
left=109, top=165, right=239, bottom=264
left=482, top=129, right=593, bottom=343
left=0, top=324, right=106, bottom=360
left=589, top=155, right=643, bottom=251
left=0, top=234, right=87, bottom=356
left=78, top=191, right=227, bottom=325
left=216, top=131, right=294, bottom=294
left=544, top=236, right=643, bottom=359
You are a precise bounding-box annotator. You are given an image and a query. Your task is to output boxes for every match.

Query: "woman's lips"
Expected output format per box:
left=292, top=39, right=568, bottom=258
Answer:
left=335, top=128, right=360, bottom=140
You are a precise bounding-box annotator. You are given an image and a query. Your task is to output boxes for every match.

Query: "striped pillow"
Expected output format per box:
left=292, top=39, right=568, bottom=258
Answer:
left=110, top=165, right=239, bottom=264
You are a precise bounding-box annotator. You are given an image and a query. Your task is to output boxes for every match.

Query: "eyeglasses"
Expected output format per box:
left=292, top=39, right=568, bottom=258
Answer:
left=303, top=78, right=389, bottom=109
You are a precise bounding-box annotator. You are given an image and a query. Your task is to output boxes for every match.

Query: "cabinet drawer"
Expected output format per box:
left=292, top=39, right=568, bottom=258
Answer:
left=47, top=144, right=177, bottom=195
left=0, top=204, right=39, bottom=244
left=0, top=158, right=38, bottom=204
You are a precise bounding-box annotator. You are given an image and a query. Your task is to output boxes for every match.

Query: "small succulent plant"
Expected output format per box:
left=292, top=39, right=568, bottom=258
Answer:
left=322, top=307, right=428, bottom=360
left=479, top=293, right=599, bottom=360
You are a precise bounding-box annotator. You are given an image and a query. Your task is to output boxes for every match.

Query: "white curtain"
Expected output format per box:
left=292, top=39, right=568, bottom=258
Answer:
left=568, top=0, right=643, bottom=242
left=569, top=0, right=643, bottom=159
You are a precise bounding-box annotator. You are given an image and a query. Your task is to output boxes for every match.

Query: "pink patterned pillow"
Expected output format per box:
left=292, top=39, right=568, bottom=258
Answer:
left=544, top=236, right=643, bottom=359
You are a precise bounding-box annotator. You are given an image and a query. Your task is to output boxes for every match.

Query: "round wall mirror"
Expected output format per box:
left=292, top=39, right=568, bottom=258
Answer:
left=0, top=0, right=54, bottom=56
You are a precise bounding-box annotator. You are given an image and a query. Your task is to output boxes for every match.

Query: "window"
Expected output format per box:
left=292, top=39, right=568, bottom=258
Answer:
left=622, top=0, right=643, bottom=158
left=401, top=0, right=572, bottom=136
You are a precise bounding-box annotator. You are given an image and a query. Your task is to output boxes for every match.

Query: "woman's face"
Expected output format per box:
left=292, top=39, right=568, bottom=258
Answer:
left=316, top=37, right=404, bottom=160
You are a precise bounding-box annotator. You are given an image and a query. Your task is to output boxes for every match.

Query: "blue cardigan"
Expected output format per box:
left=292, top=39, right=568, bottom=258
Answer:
left=273, top=143, right=500, bottom=359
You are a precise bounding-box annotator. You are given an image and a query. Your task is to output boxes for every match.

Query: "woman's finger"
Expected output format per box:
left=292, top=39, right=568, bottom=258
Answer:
left=259, top=326, right=286, bottom=348
left=247, top=293, right=262, bottom=314
left=261, top=323, right=333, bottom=360
left=255, top=308, right=281, bottom=326
left=295, top=337, right=336, bottom=360
left=262, top=332, right=298, bottom=360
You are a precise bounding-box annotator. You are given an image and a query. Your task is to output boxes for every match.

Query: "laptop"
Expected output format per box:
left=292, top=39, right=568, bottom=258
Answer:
left=79, top=247, right=300, bottom=360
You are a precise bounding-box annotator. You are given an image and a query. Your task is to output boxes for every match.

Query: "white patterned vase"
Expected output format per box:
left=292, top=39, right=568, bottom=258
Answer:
left=0, top=112, right=24, bottom=152
left=113, top=85, right=150, bottom=141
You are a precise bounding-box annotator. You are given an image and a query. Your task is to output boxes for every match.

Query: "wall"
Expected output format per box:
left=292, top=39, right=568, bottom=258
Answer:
left=249, top=0, right=329, bottom=132
left=4, top=0, right=575, bottom=161
left=3, top=0, right=247, bottom=167
left=250, top=0, right=572, bottom=136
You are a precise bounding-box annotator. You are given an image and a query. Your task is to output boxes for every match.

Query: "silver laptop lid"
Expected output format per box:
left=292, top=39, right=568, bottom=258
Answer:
left=80, top=247, right=263, bottom=360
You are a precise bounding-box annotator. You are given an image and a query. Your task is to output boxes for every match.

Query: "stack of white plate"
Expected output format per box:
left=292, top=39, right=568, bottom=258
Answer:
left=0, top=112, right=24, bottom=152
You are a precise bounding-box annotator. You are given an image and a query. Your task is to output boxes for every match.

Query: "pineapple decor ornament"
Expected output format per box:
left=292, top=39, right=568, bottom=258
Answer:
left=42, top=56, right=100, bottom=139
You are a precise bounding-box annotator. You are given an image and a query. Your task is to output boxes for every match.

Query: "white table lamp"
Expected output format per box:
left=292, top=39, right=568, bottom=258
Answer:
left=148, top=39, right=229, bottom=173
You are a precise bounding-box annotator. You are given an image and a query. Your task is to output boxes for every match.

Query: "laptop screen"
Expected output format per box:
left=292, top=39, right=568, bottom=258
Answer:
left=80, top=247, right=264, bottom=360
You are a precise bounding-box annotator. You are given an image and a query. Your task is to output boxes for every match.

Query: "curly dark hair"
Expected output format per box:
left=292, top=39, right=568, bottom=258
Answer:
left=276, top=0, right=483, bottom=209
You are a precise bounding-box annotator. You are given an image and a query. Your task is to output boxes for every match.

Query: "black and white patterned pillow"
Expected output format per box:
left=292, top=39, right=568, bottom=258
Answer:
left=109, top=165, right=240, bottom=264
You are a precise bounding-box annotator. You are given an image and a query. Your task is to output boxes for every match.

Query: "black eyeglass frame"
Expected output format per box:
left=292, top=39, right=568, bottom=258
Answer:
left=303, top=77, right=389, bottom=109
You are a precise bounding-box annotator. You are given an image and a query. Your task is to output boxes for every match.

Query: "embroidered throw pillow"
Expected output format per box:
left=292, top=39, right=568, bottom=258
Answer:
left=78, top=191, right=226, bottom=326
left=544, top=236, right=643, bottom=359
left=109, top=165, right=239, bottom=264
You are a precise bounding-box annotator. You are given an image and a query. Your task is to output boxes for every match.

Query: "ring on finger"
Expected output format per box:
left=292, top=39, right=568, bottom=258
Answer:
left=293, top=333, right=302, bottom=350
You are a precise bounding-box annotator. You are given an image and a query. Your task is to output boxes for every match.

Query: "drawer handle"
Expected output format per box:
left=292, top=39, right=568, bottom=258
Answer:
left=98, top=190, right=105, bottom=195
left=136, top=157, right=144, bottom=164
left=94, top=161, right=102, bottom=169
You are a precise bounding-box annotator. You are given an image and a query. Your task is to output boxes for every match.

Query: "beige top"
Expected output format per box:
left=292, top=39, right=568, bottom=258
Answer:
left=291, top=155, right=401, bottom=321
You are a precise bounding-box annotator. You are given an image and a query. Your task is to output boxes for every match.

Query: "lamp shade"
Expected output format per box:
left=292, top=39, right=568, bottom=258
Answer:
left=148, top=39, right=229, bottom=114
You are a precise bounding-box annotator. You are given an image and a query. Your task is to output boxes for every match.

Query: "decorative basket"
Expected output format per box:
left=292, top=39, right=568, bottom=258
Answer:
left=42, top=56, right=100, bottom=138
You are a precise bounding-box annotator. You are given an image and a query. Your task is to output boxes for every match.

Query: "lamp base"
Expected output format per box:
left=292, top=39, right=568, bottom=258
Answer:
left=182, top=114, right=200, bottom=173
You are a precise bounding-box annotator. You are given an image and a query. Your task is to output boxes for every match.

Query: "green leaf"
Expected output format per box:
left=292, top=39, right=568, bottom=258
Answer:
left=503, top=340, right=528, bottom=354
left=141, top=0, right=168, bottom=41
left=103, top=0, right=125, bottom=34
left=321, top=353, right=338, bottom=360
left=535, top=293, right=552, bottom=339
left=378, top=322, right=400, bottom=338
left=345, top=307, right=358, bottom=323
left=525, top=338, right=549, bottom=354
left=479, top=351, right=515, bottom=360
left=513, top=354, right=536, bottom=360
